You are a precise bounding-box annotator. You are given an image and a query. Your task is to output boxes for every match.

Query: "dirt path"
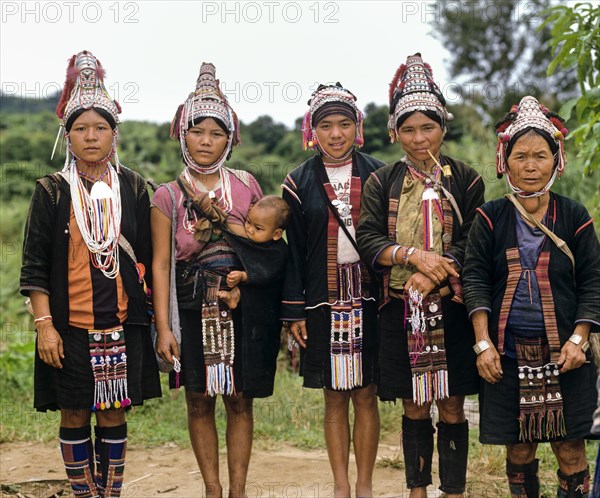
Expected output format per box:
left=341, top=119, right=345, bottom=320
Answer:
left=1, top=401, right=484, bottom=497
left=1, top=438, right=414, bottom=498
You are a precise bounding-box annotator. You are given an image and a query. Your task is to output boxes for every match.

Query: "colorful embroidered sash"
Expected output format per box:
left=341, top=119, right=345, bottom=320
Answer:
left=406, top=291, right=449, bottom=405
left=497, top=244, right=565, bottom=441
left=319, top=155, right=370, bottom=303
left=89, top=326, right=130, bottom=411
left=384, top=159, right=461, bottom=305
left=201, top=271, right=235, bottom=396
left=497, top=249, right=561, bottom=363
left=515, top=337, right=566, bottom=442
left=330, top=262, right=364, bottom=390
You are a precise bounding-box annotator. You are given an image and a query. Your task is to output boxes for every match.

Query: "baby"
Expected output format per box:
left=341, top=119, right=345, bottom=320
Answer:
left=218, top=195, right=290, bottom=308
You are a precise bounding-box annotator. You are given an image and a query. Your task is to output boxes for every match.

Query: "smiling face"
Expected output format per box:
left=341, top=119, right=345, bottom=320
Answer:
left=395, top=111, right=444, bottom=169
left=314, top=114, right=357, bottom=161
left=244, top=204, right=283, bottom=243
left=507, top=131, right=555, bottom=194
left=185, top=117, right=229, bottom=166
left=68, top=109, right=114, bottom=164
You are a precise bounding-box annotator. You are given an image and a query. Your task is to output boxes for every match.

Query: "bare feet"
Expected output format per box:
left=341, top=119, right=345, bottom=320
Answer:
left=218, top=286, right=241, bottom=309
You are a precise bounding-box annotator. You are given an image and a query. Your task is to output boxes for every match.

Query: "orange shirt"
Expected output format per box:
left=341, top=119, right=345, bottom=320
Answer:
left=67, top=207, right=128, bottom=329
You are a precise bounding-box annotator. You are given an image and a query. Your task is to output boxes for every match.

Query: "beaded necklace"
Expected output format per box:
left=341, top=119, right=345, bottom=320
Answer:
left=68, top=157, right=121, bottom=279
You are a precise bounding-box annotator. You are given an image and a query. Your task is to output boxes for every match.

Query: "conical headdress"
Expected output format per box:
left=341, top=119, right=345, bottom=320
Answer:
left=388, top=53, right=452, bottom=142
left=56, top=50, right=121, bottom=127
left=170, top=62, right=240, bottom=174
left=301, top=82, right=364, bottom=152
left=495, top=95, right=568, bottom=178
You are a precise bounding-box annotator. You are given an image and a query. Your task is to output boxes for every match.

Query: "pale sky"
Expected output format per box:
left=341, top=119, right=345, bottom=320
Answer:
left=1, top=1, right=458, bottom=127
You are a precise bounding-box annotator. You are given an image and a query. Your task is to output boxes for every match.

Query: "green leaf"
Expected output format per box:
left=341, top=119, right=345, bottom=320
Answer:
left=559, top=97, right=580, bottom=120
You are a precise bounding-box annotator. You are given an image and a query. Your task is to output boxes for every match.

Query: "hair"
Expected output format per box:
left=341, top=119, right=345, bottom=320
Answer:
left=506, top=127, right=559, bottom=165
left=395, top=109, right=444, bottom=130
left=65, top=107, right=116, bottom=132
left=253, top=195, right=290, bottom=230
left=187, top=116, right=229, bottom=135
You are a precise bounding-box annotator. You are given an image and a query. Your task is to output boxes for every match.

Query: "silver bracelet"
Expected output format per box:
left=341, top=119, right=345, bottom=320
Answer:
left=391, top=245, right=402, bottom=265
left=473, top=340, right=491, bottom=355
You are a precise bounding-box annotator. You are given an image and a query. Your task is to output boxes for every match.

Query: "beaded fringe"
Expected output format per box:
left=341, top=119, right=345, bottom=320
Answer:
left=202, top=273, right=235, bottom=396
left=407, top=290, right=449, bottom=405
left=89, top=327, right=131, bottom=411
left=206, top=364, right=235, bottom=397
left=330, top=263, right=364, bottom=390
left=412, top=370, right=449, bottom=406
left=518, top=408, right=566, bottom=443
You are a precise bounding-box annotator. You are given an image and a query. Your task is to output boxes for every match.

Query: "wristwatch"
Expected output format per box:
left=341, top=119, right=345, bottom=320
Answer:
left=473, top=340, right=491, bottom=355
left=568, top=333, right=590, bottom=352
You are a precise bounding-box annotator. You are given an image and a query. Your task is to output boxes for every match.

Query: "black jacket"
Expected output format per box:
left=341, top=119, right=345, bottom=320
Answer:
left=280, top=151, right=384, bottom=320
left=20, top=166, right=152, bottom=331
left=463, top=193, right=600, bottom=345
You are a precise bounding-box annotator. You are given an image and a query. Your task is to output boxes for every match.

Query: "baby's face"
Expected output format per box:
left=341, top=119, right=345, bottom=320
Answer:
left=244, top=206, right=282, bottom=243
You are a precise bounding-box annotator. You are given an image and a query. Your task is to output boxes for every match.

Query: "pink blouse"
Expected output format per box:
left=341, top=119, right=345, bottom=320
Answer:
left=152, top=170, right=263, bottom=261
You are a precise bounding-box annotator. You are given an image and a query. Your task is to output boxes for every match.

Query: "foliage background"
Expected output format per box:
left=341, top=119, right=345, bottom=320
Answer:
left=1, top=1, right=599, bottom=494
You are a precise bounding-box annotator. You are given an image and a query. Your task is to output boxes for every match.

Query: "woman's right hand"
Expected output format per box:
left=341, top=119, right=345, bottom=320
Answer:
left=156, top=329, right=181, bottom=365
left=476, top=345, right=503, bottom=384
left=409, top=249, right=459, bottom=285
left=37, top=322, right=64, bottom=369
left=290, top=320, right=307, bottom=349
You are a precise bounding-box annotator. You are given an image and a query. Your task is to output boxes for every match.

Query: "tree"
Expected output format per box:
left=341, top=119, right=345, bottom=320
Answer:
left=542, top=2, right=600, bottom=174
left=431, top=0, right=577, bottom=122
left=245, top=115, right=288, bottom=154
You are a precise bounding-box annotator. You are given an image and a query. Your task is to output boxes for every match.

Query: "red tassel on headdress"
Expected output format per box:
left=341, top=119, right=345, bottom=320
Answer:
left=496, top=121, right=511, bottom=134
left=301, top=110, right=313, bottom=150
left=389, top=64, right=406, bottom=105
left=170, top=104, right=184, bottom=139
left=231, top=110, right=241, bottom=146
left=55, top=55, right=77, bottom=119
left=424, top=62, right=433, bottom=78
left=355, top=111, right=365, bottom=148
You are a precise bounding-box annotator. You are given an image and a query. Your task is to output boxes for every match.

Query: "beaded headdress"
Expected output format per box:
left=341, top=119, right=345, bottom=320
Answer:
left=54, top=51, right=124, bottom=279
left=56, top=50, right=121, bottom=127
left=301, top=82, right=364, bottom=153
left=53, top=50, right=122, bottom=166
left=170, top=62, right=240, bottom=175
left=496, top=95, right=567, bottom=178
left=388, top=53, right=452, bottom=143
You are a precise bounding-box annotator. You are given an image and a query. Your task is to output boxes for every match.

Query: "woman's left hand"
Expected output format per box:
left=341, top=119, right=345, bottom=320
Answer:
left=557, top=341, right=587, bottom=374
left=404, top=272, right=437, bottom=298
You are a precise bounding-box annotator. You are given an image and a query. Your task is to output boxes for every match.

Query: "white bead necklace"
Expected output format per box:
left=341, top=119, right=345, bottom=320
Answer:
left=68, top=158, right=121, bottom=279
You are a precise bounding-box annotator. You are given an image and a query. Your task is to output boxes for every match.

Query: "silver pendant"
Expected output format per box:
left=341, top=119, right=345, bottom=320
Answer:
left=338, top=203, right=352, bottom=217
left=111, top=330, right=120, bottom=341
left=94, top=333, right=102, bottom=341
left=428, top=303, right=439, bottom=313
left=90, top=181, right=114, bottom=200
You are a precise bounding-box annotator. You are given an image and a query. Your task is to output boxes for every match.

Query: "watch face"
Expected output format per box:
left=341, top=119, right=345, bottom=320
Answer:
left=570, top=334, right=583, bottom=345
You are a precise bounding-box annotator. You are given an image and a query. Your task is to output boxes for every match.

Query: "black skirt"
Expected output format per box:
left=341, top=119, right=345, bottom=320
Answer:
left=34, top=324, right=162, bottom=412
left=479, top=354, right=598, bottom=444
left=300, top=298, right=378, bottom=390
left=377, top=297, right=479, bottom=402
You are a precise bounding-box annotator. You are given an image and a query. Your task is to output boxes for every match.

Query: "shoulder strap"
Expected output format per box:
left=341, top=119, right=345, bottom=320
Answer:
left=314, top=158, right=362, bottom=255
left=227, top=168, right=252, bottom=189
left=37, top=173, right=68, bottom=206
left=163, top=183, right=181, bottom=342
left=505, top=193, right=575, bottom=270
